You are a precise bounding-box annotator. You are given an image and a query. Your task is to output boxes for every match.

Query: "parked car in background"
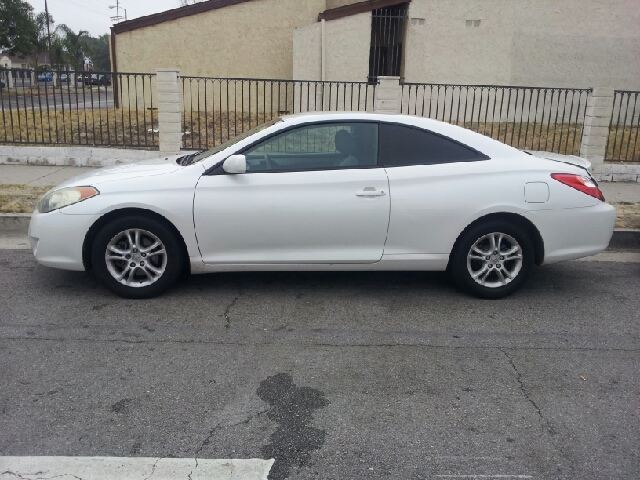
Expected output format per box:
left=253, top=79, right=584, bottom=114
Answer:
left=83, top=74, right=112, bottom=86
left=37, top=72, right=53, bottom=82
left=28, top=112, right=616, bottom=299
left=59, top=73, right=71, bottom=84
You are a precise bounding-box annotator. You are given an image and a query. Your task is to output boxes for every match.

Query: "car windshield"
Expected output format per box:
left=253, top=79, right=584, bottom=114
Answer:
left=189, top=118, right=282, bottom=163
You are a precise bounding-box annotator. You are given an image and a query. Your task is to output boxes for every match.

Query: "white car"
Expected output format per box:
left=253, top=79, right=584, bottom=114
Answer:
left=29, top=112, right=616, bottom=299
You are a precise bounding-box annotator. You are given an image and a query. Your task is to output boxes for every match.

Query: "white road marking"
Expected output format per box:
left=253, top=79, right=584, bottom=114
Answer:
left=434, top=476, right=533, bottom=479
left=0, top=456, right=274, bottom=480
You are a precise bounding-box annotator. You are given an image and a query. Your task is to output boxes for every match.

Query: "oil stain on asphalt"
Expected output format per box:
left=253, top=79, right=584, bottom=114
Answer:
left=257, top=373, right=330, bottom=480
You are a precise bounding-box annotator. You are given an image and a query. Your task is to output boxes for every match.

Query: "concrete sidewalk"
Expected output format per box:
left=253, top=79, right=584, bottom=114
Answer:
left=1, top=164, right=640, bottom=202
left=0, top=165, right=97, bottom=187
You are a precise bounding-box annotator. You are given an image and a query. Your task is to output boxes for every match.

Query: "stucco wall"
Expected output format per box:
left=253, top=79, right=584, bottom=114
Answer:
left=404, top=0, right=640, bottom=89
left=293, top=11, right=371, bottom=82
left=293, top=23, right=322, bottom=80
left=325, top=12, right=371, bottom=82
left=115, top=0, right=325, bottom=78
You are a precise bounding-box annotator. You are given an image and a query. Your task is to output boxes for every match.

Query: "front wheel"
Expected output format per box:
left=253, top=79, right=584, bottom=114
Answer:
left=451, top=221, right=534, bottom=299
left=91, top=216, right=184, bottom=299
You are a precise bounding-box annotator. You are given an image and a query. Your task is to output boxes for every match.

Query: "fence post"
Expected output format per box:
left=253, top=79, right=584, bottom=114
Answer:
left=580, top=87, right=614, bottom=167
left=374, top=76, right=401, bottom=114
left=157, top=68, right=182, bottom=155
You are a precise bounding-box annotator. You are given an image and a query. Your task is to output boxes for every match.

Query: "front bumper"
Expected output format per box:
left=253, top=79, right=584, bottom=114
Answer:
left=526, top=202, right=617, bottom=264
left=28, top=210, right=99, bottom=271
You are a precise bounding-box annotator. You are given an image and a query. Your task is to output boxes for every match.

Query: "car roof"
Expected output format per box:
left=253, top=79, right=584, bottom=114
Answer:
left=279, top=111, right=524, bottom=159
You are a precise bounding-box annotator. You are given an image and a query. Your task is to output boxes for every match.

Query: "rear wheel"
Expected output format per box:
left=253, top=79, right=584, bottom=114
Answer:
left=91, top=216, right=183, bottom=299
left=451, top=221, right=534, bottom=299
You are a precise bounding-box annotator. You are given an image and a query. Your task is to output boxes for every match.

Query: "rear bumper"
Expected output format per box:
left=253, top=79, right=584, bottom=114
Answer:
left=28, top=210, right=99, bottom=271
left=526, top=203, right=616, bottom=264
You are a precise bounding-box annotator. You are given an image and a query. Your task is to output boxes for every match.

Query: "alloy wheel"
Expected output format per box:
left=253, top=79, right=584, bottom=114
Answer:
left=466, top=232, right=523, bottom=288
left=105, top=229, right=167, bottom=287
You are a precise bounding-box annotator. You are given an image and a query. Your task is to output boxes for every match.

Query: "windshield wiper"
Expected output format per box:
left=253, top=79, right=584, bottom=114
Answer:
left=177, top=151, right=206, bottom=166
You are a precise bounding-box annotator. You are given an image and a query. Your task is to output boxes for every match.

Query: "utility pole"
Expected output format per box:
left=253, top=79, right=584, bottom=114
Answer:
left=44, top=0, right=52, bottom=65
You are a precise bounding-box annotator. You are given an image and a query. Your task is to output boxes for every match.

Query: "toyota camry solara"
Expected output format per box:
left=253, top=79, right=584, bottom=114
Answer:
left=29, top=112, right=616, bottom=299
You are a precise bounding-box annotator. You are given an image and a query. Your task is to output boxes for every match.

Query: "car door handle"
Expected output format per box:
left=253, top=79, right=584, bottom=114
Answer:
left=356, top=188, right=386, bottom=197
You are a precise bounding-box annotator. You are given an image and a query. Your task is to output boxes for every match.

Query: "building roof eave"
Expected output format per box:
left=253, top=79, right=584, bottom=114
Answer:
left=318, top=0, right=411, bottom=22
left=111, top=0, right=253, bottom=35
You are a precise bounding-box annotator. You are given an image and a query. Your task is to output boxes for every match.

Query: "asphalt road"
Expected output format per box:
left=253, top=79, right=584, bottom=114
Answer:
left=1, top=88, right=114, bottom=111
left=0, top=251, right=638, bottom=479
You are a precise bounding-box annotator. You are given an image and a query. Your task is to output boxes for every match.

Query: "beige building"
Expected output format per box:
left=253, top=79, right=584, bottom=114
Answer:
left=111, top=0, right=640, bottom=89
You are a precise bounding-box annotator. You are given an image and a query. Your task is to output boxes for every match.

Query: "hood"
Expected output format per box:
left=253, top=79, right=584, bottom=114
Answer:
left=524, top=150, right=592, bottom=172
left=55, top=155, right=186, bottom=188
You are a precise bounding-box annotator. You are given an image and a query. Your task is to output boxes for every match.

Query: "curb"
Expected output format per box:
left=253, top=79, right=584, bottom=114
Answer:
left=2, top=214, right=639, bottom=250
left=0, top=214, right=31, bottom=234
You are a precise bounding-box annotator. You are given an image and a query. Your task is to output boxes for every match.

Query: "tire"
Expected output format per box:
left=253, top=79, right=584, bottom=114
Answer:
left=450, top=220, right=534, bottom=299
left=91, top=216, right=184, bottom=299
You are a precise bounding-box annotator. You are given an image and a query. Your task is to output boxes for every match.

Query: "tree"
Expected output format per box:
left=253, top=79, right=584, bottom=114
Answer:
left=84, top=34, right=111, bottom=71
left=56, top=25, right=88, bottom=72
left=49, top=35, right=66, bottom=70
left=30, top=11, right=54, bottom=71
left=0, top=0, right=37, bottom=56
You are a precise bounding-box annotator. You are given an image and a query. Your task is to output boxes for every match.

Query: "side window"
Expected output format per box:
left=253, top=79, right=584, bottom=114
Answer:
left=378, top=123, right=488, bottom=166
left=243, top=123, right=378, bottom=172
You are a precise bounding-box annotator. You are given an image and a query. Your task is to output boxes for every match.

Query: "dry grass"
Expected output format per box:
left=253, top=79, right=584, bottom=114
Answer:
left=612, top=202, right=640, bottom=230
left=448, top=121, right=585, bottom=155
left=183, top=113, right=586, bottom=154
left=2, top=106, right=637, bottom=162
left=606, top=126, right=639, bottom=162
left=0, top=184, right=51, bottom=213
left=182, top=111, right=278, bottom=149
left=0, top=109, right=158, bottom=147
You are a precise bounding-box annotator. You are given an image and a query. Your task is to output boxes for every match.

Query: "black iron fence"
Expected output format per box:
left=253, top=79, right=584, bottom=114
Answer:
left=401, top=83, right=591, bottom=156
left=180, top=77, right=377, bottom=150
left=3, top=69, right=638, bottom=164
left=606, top=90, right=639, bottom=163
left=0, top=69, right=158, bottom=148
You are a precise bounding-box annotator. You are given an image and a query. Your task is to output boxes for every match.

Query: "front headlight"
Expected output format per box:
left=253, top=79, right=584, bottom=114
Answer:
left=36, top=186, right=99, bottom=213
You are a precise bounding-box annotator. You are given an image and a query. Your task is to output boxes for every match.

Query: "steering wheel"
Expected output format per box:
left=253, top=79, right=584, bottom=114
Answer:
left=263, top=153, right=274, bottom=170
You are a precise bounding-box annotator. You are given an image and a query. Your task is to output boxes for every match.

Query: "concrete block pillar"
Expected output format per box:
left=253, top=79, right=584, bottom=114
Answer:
left=157, top=68, right=182, bottom=155
left=374, top=76, right=401, bottom=114
left=7, top=71, right=14, bottom=88
left=580, top=87, right=614, bottom=167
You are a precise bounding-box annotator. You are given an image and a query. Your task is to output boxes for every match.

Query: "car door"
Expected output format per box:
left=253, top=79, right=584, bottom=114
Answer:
left=379, top=123, right=492, bottom=255
left=193, top=121, right=390, bottom=264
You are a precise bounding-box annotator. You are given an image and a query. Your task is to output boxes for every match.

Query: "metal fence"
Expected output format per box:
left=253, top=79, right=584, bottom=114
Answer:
left=180, top=77, right=377, bottom=150
left=401, top=83, right=591, bottom=156
left=0, top=69, right=158, bottom=148
left=606, top=90, right=639, bottom=162
left=3, top=68, right=638, bottom=164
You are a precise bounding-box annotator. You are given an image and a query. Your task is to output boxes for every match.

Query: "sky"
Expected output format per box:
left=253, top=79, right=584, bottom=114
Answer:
left=25, top=0, right=185, bottom=37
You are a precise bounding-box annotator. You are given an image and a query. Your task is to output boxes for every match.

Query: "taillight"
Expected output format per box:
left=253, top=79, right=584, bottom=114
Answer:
left=551, top=173, right=605, bottom=201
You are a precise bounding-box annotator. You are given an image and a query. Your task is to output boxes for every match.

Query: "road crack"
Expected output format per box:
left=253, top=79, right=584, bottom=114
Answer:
left=223, top=289, right=243, bottom=330
left=500, top=348, right=575, bottom=472
left=194, top=408, right=268, bottom=458
left=142, top=457, right=163, bottom=480
left=1, top=472, right=84, bottom=480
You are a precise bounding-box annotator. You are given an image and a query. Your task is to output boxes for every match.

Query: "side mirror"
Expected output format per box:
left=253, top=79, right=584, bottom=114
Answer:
left=223, top=154, right=246, bottom=174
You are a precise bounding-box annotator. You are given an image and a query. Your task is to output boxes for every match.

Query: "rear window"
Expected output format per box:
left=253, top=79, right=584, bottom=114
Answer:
left=378, top=123, right=488, bottom=166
